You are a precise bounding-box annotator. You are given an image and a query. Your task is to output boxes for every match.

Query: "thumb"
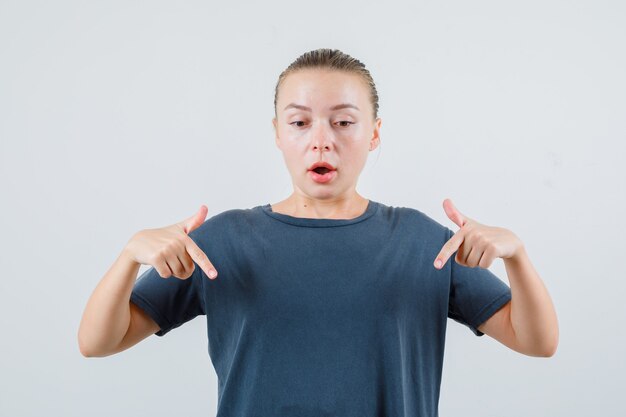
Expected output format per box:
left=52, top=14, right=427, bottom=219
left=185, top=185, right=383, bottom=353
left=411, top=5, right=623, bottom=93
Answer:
left=180, top=205, right=208, bottom=234
left=443, top=198, right=466, bottom=228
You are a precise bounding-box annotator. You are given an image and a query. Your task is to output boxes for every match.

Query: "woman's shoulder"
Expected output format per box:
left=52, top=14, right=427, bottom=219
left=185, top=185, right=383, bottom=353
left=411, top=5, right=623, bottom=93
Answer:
left=377, top=202, right=448, bottom=235
left=188, top=205, right=259, bottom=233
left=205, top=205, right=263, bottom=225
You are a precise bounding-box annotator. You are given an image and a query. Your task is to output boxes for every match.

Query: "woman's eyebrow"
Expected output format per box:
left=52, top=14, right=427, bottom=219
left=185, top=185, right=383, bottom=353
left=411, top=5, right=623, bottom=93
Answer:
left=283, top=103, right=360, bottom=112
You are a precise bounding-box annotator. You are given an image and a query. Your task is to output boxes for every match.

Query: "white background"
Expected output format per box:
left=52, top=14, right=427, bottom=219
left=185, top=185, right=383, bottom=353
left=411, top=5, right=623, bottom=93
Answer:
left=1, top=0, right=624, bottom=416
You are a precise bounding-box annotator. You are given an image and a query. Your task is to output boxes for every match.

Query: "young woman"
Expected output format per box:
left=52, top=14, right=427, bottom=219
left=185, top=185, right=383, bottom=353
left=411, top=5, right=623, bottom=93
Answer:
left=78, top=48, right=558, bottom=416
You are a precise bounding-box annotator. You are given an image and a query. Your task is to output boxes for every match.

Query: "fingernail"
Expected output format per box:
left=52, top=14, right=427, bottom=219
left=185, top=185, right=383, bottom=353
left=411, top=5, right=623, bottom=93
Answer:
left=208, top=269, right=217, bottom=279
left=435, top=259, right=442, bottom=269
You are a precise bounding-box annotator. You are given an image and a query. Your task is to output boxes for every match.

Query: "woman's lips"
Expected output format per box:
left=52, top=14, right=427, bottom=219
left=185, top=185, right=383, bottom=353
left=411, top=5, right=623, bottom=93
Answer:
left=308, top=169, right=337, bottom=183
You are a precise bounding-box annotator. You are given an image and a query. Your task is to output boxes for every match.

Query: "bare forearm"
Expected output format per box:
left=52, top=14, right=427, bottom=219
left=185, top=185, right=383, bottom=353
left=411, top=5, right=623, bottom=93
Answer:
left=78, top=245, right=141, bottom=357
left=504, top=245, right=559, bottom=356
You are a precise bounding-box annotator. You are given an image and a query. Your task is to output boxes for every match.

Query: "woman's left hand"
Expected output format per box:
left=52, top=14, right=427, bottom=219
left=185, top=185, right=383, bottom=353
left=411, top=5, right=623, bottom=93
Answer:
left=433, top=198, right=524, bottom=269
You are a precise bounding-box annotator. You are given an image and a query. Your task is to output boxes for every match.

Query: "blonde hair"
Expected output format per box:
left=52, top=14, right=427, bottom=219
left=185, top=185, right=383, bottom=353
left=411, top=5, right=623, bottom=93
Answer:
left=274, top=48, right=380, bottom=121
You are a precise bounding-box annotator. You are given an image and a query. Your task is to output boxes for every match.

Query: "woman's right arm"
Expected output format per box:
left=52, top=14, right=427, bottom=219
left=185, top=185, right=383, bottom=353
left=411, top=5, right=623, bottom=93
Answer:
left=77, top=205, right=218, bottom=358
left=77, top=243, right=148, bottom=357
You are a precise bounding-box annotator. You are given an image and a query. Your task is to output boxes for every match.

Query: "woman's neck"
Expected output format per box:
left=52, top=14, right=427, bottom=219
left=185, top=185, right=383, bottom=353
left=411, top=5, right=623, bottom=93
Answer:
left=270, top=193, right=370, bottom=220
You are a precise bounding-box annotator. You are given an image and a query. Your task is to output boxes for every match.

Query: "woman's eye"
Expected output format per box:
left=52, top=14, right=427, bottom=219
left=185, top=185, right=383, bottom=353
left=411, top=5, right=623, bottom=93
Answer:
left=289, top=121, right=353, bottom=128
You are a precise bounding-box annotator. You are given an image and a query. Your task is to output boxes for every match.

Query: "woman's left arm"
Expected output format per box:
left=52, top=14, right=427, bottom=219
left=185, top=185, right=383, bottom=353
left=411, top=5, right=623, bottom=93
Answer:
left=434, top=198, right=559, bottom=357
left=503, top=244, right=559, bottom=356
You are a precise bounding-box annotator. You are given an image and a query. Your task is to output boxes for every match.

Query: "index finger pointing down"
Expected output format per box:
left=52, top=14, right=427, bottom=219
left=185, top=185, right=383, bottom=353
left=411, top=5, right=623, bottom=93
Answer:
left=434, top=229, right=464, bottom=269
left=184, top=237, right=218, bottom=279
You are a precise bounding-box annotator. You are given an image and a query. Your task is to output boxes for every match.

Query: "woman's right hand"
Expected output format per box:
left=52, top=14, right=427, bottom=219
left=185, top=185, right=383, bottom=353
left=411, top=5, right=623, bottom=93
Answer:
left=124, top=205, right=218, bottom=280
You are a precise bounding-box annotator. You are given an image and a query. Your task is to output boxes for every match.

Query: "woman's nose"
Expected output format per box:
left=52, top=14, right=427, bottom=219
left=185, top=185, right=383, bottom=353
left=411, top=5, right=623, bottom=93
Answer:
left=313, top=143, right=331, bottom=151
left=310, top=122, right=333, bottom=151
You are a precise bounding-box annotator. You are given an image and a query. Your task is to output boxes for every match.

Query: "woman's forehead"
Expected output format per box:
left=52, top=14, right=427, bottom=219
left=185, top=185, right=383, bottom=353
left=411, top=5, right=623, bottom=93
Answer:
left=279, top=70, right=368, bottom=112
left=281, top=69, right=365, bottom=92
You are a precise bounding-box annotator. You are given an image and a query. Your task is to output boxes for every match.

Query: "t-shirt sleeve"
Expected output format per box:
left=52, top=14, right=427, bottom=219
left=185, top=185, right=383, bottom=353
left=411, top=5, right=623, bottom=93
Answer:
left=130, top=255, right=206, bottom=337
left=445, top=227, right=512, bottom=337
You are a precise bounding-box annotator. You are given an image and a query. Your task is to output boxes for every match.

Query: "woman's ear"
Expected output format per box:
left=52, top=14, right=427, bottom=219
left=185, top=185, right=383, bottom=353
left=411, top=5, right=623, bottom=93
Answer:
left=272, top=117, right=281, bottom=149
left=369, top=118, right=382, bottom=150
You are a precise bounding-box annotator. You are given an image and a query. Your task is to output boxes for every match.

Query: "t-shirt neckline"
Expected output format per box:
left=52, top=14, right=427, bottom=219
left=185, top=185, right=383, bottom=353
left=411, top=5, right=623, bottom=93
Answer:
left=260, top=199, right=379, bottom=227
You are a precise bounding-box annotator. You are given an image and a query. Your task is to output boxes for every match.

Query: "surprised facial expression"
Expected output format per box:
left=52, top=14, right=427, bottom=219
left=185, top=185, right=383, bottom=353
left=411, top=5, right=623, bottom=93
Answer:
left=272, top=69, right=381, bottom=199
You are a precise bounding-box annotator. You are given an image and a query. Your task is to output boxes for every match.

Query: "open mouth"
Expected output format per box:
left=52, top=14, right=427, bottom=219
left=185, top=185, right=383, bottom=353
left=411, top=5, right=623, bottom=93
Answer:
left=312, top=167, right=331, bottom=175
left=308, top=167, right=337, bottom=183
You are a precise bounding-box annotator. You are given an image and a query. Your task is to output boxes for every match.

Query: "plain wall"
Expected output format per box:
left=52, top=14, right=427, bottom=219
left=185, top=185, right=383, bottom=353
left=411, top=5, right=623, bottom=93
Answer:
left=1, top=0, right=624, bottom=416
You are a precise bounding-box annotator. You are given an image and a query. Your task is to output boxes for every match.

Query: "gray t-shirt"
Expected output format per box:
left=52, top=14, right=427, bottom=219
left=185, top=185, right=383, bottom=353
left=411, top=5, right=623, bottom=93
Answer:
left=130, top=199, right=512, bottom=416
